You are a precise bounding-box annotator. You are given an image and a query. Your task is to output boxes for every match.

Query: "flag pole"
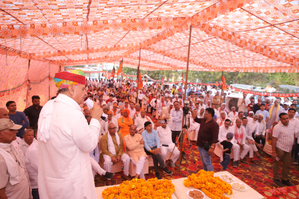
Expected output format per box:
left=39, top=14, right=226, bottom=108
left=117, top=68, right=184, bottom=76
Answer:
left=177, top=25, right=196, bottom=175
left=136, top=48, right=141, bottom=103
left=183, top=26, right=192, bottom=101
left=221, top=71, right=224, bottom=105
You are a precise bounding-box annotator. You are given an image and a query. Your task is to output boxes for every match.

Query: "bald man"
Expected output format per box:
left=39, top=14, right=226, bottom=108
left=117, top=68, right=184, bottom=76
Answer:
left=0, top=108, right=9, bottom=119
left=101, top=123, right=131, bottom=185
left=124, top=125, right=147, bottom=179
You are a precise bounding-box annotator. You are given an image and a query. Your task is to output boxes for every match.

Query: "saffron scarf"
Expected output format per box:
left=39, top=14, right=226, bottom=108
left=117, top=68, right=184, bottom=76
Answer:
left=234, top=125, right=244, bottom=144
left=268, top=104, right=280, bottom=119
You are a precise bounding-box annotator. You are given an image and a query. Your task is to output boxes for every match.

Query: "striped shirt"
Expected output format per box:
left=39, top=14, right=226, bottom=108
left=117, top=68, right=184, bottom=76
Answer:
left=273, top=122, right=295, bottom=152
left=288, top=117, right=299, bottom=138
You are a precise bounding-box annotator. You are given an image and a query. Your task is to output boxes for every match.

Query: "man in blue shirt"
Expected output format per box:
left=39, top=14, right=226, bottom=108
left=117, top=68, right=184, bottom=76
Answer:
left=142, top=121, right=172, bottom=179
left=6, top=101, right=29, bottom=138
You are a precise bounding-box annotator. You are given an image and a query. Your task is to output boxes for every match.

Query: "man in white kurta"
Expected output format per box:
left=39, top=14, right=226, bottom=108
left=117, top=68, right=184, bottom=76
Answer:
left=216, top=111, right=227, bottom=127
left=37, top=70, right=103, bottom=199
left=228, top=106, right=238, bottom=119
left=157, top=120, right=180, bottom=168
left=218, top=119, right=243, bottom=167
left=242, top=117, right=261, bottom=163
left=102, top=111, right=118, bottom=134
left=129, top=102, right=136, bottom=119
left=25, top=138, right=39, bottom=199
left=233, top=119, right=250, bottom=167
left=134, top=109, right=154, bottom=134
left=19, top=129, right=35, bottom=156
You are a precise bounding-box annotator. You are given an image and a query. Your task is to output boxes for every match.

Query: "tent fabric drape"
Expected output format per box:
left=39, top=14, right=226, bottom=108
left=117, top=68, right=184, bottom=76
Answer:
left=0, top=54, right=60, bottom=110
left=0, top=0, right=297, bottom=73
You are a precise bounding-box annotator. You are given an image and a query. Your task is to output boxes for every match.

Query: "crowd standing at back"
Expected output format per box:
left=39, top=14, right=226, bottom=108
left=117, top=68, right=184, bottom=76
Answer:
left=0, top=76, right=299, bottom=199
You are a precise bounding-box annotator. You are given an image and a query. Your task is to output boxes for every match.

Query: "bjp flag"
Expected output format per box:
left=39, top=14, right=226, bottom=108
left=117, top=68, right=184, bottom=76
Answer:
left=117, top=59, right=123, bottom=76
left=222, top=75, right=226, bottom=90
left=111, top=67, right=115, bottom=78
left=137, top=72, right=143, bottom=89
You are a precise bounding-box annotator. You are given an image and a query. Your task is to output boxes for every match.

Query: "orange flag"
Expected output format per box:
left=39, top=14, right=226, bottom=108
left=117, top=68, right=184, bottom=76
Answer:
left=111, top=67, right=115, bottom=78
left=182, top=74, right=184, bottom=84
left=222, top=75, right=226, bottom=90
left=117, top=59, right=123, bottom=76
left=137, top=72, right=143, bottom=89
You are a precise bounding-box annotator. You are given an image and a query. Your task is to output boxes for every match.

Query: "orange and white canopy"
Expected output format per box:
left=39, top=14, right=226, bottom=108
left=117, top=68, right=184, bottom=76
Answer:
left=0, top=0, right=298, bottom=73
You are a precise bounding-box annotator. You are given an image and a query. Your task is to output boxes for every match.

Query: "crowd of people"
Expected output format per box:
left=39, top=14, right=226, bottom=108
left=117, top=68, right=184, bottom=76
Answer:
left=0, top=69, right=298, bottom=199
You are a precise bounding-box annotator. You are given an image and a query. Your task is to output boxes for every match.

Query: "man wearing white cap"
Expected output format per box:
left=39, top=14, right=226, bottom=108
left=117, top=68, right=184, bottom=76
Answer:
left=217, top=111, right=228, bottom=126
left=0, top=118, right=30, bottom=199
left=157, top=119, right=180, bottom=167
left=247, top=111, right=254, bottom=126
left=37, top=70, right=103, bottom=199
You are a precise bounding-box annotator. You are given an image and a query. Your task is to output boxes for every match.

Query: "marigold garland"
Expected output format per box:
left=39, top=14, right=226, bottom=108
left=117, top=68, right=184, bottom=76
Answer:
left=102, top=178, right=175, bottom=199
left=183, top=170, right=232, bottom=199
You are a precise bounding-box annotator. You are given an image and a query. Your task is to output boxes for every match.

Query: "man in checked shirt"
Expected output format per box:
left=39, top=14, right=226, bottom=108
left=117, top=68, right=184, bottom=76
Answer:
left=272, top=112, right=296, bottom=187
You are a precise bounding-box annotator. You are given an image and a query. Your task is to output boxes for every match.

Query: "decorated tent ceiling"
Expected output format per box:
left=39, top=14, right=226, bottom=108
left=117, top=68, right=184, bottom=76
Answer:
left=0, top=0, right=298, bottom=72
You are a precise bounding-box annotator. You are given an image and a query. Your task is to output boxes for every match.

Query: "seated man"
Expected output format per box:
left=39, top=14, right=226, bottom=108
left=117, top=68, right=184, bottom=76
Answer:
left=133, top=104, right=141, bottom=120
left=129, top=102, right=136, bottom=119
left=103, top=111, right=118, bottom=134
left=101, top=123, right=131, bottom=185
left=142, top=121, right=172, bottom=179
left=242, top=117, right=262, bottom=163
left=216, top=111, right=227, bottom=126
left=112, top=102, right=119, bottom=116
left=233, top=119, right=250, bottom=167
left=228, top=106, right=238, bottom=119
left=218, top=119, right=240, bottom=163
left=134, top=109, right=154, bottom=134
left=0, top=118, right=30, bottom=199
left=124, top=125, right=147, bottom=179
left=19, top=128, right=35, bottom=155
left=255, top=113, right=267, bottom=147
left=157, top=119, right=180, bottom=168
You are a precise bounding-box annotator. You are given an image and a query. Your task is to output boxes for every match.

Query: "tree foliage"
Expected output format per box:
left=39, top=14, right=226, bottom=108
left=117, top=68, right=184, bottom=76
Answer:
left=119, top=67, right=299, bottom=87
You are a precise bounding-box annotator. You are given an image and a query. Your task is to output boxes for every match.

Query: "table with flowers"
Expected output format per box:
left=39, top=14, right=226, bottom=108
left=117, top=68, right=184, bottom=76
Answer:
left=96, top=171, right=264, bottom=199
left=173, top=171, right=264, bottom=199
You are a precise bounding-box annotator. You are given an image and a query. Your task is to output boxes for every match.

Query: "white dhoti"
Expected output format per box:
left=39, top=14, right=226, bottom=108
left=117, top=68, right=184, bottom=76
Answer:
left=240, top=144, right=250, bottom=159
left=103, top=154, right=130, bottom=177
left=160, top=143, right=180, bottom=164
left=232, top=143, right=240, bottom=161
left=246, top=140, right=258, bottom=158
left=132, top=157, right=146, bottom=179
